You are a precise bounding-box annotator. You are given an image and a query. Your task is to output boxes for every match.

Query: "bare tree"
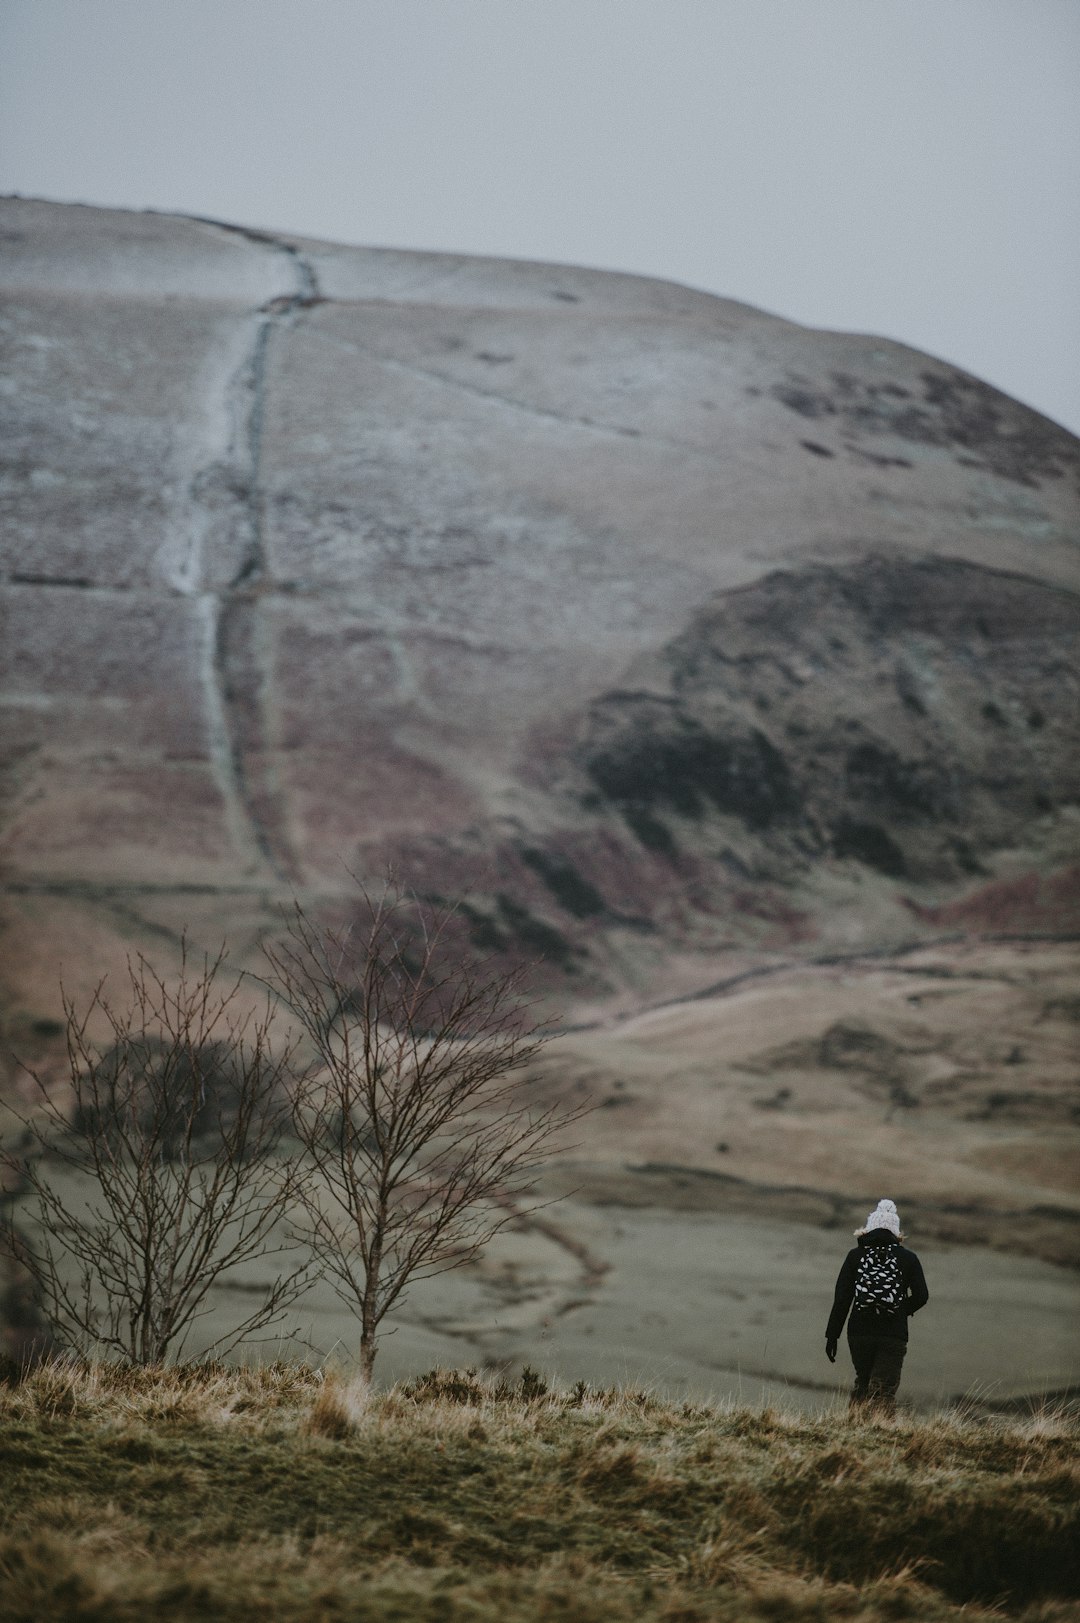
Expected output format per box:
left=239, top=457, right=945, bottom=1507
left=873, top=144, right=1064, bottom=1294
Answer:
left=0, top=946, right=310, bottom=1365
left=264, top=884, right=578, bottom=1380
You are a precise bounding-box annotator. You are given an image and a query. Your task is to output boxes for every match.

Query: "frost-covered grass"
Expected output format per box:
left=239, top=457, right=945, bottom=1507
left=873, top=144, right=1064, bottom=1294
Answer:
left=0, top=1360, right=1077, bottom=1621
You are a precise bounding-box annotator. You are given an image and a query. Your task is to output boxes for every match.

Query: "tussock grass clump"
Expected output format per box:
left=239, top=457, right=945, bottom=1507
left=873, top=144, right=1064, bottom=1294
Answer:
left=0, top=1362, right=1077, bottom=1622
left=303, top=1370, right=372, bottom=1439
left=0, top=1357, right=320, bottom=1429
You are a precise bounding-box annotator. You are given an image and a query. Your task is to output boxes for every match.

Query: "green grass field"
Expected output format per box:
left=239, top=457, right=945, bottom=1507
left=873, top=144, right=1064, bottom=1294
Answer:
left=0, top=1361, right=1077, bottom=1622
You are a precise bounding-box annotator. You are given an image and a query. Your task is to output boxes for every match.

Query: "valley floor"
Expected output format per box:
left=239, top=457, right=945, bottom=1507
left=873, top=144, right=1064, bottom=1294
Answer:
left=215, top=938, right=1080, bottom=1405
left=355, top=1200, right=1080, bottom=1410
left=8, top=941, right=1077, bottom=1407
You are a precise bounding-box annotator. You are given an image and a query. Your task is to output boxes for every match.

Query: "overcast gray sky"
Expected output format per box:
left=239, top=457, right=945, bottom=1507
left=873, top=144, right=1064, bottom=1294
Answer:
left=2, top=0, right=1078, bottom=434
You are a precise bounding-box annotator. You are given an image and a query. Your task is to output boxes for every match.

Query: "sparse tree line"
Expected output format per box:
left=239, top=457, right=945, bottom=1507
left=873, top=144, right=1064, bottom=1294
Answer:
left=1, top=886, right=575, bottom=1379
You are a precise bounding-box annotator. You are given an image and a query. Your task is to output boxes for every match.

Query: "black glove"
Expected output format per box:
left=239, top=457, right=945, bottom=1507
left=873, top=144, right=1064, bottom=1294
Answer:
left=825, top=1336, right=838, bottom=1364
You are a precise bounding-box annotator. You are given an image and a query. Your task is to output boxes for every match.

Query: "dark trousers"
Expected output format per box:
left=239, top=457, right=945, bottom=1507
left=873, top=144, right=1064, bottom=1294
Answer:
left=848, top=1334, right=906, bottom=1415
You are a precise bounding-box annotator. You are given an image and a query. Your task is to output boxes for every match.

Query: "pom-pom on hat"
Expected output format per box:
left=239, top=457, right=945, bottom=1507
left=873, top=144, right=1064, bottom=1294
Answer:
left=856, top=1198, right=901, bottom=1238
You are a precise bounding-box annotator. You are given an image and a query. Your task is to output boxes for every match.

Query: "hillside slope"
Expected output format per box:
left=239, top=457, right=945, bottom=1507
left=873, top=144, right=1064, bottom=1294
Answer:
left=2, top=199, right=1079, bottom=1024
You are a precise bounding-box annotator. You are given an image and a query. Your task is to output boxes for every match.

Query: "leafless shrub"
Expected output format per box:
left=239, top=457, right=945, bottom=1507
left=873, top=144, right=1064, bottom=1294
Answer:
left=0, top=946, right=310, bottom=1365
left=263, top=883, right=582, bottom=1379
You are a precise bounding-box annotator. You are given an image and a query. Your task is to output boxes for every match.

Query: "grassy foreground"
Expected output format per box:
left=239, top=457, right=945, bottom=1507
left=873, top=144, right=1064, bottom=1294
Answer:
left=0, top=1363, right=1077, bottom=1622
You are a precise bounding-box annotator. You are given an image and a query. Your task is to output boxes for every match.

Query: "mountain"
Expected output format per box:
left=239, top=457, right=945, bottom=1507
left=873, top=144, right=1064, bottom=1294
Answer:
left=2, top=198, right=1077, bottom=1025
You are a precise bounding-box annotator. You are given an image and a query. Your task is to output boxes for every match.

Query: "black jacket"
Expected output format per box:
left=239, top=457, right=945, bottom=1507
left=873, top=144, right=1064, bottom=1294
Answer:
left=826, top=1229, right=929, bottom=1344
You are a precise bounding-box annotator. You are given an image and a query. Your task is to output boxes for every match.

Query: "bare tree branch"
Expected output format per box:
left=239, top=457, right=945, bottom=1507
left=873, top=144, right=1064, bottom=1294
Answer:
left=0, top=942, right=312, bottom=1365
left=263, top=880, right=583, bottom=1379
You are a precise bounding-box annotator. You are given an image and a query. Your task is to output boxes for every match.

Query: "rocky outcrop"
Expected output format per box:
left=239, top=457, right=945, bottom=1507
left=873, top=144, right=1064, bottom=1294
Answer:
left=1, top=199, right=1078, bottom=1026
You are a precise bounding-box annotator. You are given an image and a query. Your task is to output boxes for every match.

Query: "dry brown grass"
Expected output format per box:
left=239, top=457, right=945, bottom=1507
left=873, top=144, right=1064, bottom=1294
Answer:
left=0, top=1360, right=1077, bottom=1621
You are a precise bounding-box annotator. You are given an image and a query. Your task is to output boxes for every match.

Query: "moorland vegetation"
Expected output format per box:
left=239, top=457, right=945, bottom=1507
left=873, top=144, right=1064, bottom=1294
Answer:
left=0, top=1359, right=1077, bottom=1623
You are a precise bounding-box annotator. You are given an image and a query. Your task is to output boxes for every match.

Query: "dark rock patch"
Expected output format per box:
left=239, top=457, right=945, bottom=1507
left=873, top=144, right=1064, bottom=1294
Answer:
left=583, top=707, right=799, bottom=833
left=772, top=367, right=1079, bottom=488
left=494, top=895, right=580, bottom=970
left=832, top=819, right=908, bottom=877
left=622, top=806, right=680, bottom=859
left=843, top=741, right=953, bottom=822
left=520, top=847, right=606, bottom=918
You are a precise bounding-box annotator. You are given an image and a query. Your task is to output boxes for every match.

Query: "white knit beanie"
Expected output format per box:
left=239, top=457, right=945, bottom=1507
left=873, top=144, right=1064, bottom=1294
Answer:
left=856, top=1198, right=901, bottom=1238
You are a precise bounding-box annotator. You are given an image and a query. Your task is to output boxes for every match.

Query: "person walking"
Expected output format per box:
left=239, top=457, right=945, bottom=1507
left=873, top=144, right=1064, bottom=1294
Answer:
left=825, top=1198, right=929, bottom=1416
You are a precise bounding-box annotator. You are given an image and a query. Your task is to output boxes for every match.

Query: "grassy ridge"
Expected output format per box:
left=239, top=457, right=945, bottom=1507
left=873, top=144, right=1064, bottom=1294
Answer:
left=0, top=1363, right=1077, bottom=1622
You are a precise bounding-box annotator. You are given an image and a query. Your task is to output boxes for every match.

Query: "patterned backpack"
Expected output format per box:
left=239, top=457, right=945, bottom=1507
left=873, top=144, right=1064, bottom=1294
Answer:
left=854, top=1246, right=903, bottom=1313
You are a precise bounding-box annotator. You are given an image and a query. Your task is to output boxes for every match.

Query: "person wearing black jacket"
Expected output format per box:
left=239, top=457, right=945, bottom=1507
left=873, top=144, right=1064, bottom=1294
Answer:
left=825, top=1198, right=929, bottom=1415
